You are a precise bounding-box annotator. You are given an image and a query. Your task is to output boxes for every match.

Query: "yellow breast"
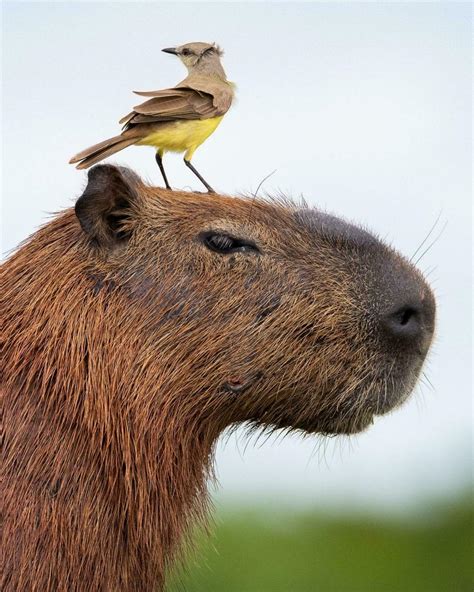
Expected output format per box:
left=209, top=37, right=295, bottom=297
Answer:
left=138, top=116, right=224, bottom=160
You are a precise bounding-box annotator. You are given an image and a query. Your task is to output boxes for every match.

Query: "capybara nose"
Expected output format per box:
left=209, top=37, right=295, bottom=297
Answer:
left=380, top=292, right=435, bottom=354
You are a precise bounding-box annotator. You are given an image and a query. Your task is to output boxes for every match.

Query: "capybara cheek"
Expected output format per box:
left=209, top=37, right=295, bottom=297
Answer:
left=254, top=295, right=281, bottom=325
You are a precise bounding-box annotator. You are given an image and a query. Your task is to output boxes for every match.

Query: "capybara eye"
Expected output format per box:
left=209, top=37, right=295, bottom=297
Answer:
left=200, top=232, right=259, bottom=255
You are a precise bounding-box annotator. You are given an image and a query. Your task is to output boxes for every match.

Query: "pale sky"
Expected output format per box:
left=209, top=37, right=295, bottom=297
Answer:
left=2, top=2, right=472, bottom=513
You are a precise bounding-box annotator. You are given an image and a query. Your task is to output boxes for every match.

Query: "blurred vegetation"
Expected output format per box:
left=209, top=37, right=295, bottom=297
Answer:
left=168, top=494, right=472, bottom=592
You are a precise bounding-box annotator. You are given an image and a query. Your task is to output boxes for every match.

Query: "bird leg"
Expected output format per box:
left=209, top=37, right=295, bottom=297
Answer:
left=184, top=159, right=215, bottom=193
left=155, top=153, right=171, bottom=190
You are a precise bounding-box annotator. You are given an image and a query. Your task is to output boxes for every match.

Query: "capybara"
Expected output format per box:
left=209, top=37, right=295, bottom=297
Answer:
left=1, top=165, right=435, bottom=591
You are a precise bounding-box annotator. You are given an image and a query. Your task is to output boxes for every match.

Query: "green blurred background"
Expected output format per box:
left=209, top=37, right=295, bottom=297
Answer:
left=168, top=493, right=472, bottom=592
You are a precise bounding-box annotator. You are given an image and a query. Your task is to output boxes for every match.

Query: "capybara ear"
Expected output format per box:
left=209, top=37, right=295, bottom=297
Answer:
left=75, top=164, right=139, bottom=247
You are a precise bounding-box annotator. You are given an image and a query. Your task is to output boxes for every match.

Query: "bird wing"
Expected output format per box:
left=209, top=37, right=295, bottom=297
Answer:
left=119, top=87, right=221, bottom=127
left=177, top=76, right=234, bottom=115
left=119, top=79, right=234, bottom=127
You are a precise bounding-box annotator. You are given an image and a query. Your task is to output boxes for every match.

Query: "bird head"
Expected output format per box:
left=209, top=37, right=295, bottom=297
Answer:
left=162, top=42, right=224, bottom=73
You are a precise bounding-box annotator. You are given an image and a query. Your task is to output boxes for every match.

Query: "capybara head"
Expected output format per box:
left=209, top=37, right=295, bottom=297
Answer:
left=74, top=164, right=435, bottom=436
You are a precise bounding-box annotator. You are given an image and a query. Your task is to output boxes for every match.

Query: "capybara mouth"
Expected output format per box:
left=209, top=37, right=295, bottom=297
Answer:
left=266, top=405, right=376, bottom=436
left=261, top=359, right=426, bottom=437
left=322, top=363, right=425, bottom=434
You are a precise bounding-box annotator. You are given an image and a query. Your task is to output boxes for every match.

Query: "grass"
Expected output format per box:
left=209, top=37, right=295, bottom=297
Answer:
left=167, top=495, right=472, bottom=592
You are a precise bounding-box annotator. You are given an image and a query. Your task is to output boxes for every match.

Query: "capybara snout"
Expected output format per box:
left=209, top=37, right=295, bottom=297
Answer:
left=291, top=209, right=436, bottom=426
left=73, top=165, right=435, bottom=436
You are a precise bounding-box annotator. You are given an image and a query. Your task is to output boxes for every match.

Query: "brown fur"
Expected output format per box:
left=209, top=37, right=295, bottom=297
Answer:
left=1, top=166, right=435, bottom=591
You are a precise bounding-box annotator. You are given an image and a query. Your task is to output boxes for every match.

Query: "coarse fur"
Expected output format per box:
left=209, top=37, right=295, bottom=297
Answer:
left=1, top=165, right=435, bottom=591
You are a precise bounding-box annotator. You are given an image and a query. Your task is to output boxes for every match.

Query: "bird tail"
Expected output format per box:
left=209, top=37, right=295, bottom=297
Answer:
left=69, top=134, right=138, bottom=170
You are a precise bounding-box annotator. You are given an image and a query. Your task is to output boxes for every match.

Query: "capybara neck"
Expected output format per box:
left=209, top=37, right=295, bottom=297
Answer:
left=1, top=210, right=224, bottom=591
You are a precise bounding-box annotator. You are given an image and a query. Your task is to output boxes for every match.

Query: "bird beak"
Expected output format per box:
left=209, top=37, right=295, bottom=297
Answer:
left=162, top=47, right=178, bottom=55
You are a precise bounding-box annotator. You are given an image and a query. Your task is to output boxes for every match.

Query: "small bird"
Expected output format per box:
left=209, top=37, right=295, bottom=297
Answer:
left=69, top=42, right=234, bottom=193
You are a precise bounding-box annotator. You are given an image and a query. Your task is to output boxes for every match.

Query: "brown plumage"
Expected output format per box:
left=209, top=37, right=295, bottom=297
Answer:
left=1, top=165, right=435, bottom=591
left=69, top=42, right=234, bottom=191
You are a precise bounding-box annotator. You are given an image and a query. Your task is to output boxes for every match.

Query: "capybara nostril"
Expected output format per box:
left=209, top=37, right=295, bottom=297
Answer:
left=380, top=295, right=434, bottom=353
left=383, top=305, right=421, bottom=339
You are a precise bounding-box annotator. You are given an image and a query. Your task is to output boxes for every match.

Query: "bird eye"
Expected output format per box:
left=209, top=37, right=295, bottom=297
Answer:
left=200, top=232, right=259, bottom=255
left=181, top=48, right=191, bottom=56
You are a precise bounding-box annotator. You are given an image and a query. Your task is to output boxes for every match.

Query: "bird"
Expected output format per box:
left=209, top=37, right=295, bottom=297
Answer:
left=69, top=42, right=234, bottom=193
